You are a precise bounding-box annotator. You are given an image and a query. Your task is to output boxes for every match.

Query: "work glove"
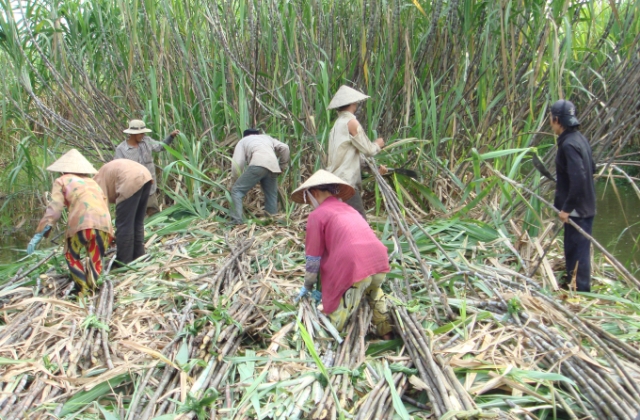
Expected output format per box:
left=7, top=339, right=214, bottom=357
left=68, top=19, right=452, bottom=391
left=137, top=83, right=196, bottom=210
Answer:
left=294, top=286, right=309, bottom=303
left=27, top=225, right=51, bottom=255
left=310, top=290, right=322, bottom=304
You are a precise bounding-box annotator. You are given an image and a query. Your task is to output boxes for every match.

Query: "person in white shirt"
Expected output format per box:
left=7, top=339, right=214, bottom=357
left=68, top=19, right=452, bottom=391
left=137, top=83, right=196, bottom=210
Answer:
left=326, top=86, right=387, bottom=219
left=230, top=129, right=290, bottom=225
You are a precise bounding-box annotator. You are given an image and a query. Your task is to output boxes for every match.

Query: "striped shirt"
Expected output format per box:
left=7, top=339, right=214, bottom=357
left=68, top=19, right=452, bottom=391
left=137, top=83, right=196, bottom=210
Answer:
left=114, top=135, right=174, bottom=194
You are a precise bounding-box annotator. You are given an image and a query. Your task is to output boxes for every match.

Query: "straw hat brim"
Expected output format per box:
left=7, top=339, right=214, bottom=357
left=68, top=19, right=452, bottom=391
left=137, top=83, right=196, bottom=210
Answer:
left=123, top=128, right=153, bottom=134
left=291, top=169, right=355, bottom=203
left=46, top=149, right=98, bottom=174
left=327, top=85, right=370, bottom=110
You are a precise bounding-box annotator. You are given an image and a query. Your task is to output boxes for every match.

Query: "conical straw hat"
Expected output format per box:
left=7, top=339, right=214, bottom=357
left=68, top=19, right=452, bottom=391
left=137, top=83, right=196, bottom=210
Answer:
left=327, top=85, right=370, bottom=110
left=291, top=169, right=355, bottom=203
left=46, top=149, right=98, bottom=174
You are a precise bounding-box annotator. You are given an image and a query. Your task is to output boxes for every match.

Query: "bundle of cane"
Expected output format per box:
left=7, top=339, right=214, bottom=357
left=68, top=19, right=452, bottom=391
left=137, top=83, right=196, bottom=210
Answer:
left=364, top=157, right=454, bottom=322
left=127, top=237, right=272, bottom=419
left=311, top=303, right=377, bottom=419
left=475, top=274, right=640, bottom=419
left=0, top=274, right=113, bottom=420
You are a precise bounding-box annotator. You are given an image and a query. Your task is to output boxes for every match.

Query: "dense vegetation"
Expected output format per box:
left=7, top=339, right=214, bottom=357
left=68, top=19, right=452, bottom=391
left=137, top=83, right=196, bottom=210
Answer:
left=1, top=0, right=639, bottom=226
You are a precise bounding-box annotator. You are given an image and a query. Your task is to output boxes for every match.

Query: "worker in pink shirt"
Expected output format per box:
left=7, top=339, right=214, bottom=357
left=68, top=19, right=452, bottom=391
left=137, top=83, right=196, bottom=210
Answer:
left=291, top=170, right=393, bottom=338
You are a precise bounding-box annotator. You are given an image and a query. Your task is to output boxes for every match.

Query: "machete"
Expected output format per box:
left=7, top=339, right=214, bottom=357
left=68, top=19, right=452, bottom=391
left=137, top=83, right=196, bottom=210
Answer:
left=385, top=168, right=419, bottom=179
left=530, top=152, right=556, bottom=182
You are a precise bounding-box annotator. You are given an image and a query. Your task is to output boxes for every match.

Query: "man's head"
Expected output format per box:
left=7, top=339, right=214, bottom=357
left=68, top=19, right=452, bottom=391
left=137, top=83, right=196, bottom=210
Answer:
left=550, top=100, right=580, bottom=135
left=243, top=128, right=260, bottom=137
left=123, top=119, right=152, bottom=143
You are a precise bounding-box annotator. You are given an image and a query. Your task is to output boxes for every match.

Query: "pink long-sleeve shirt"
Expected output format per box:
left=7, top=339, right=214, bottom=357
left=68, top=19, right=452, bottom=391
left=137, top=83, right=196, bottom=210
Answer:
left=305, top=196, right=389, bottom=314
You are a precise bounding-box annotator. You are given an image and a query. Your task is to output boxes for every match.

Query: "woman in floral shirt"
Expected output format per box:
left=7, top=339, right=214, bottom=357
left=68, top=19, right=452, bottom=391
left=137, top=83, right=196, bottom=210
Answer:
left=28, top=149, right=113, bottom=294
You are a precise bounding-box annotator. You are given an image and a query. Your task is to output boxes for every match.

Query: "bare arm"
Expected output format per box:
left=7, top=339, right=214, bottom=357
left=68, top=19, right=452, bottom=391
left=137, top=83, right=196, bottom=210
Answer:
left=347, top=119, right=383, bottom=157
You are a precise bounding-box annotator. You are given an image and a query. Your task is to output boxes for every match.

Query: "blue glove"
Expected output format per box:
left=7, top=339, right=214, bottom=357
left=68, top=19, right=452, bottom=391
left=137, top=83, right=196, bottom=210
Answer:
left=311, top=290, right=322, bottom=304
left=27, top=225, right=51, bottom=255
left=295, top=286, right=309, bottom=303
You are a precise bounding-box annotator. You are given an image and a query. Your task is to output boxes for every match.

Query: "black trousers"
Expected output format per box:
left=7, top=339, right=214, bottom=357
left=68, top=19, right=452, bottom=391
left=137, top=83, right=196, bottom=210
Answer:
left=564, top=216, right=594, bottom=292
left=345, top=186, right=366, bottom=220
left=115, top=181, right=152, bottom=264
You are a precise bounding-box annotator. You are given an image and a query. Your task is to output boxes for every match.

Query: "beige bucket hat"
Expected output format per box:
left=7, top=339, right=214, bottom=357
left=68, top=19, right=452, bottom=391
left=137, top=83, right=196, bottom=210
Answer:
left=46, top=149, right=98, bottom=174
left=327, top=85, right=370, bottom=110
left=291, top=169, right=355, bottom=203
left=123, top=119, right=153, bottom=134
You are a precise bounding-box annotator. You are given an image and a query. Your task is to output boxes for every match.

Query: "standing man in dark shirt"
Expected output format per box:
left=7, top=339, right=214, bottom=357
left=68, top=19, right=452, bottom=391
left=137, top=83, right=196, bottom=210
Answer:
left=550, top=99, right=596, bottom=292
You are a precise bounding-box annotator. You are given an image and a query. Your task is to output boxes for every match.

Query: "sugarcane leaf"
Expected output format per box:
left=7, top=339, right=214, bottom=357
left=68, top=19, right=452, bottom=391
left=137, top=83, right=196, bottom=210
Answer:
left=59, top=374, right=129, bottom=416
left=382, top=360, right=411, bottom=420
left=151, top=414, right=177, bottom=420
left=94, top=402, right=120, bottom=420
left=389, top=363, right=418, bottom=375
left=475, top=147, right=533, bottom=161
left=297, top=320, right=345, bottom=420
left=176, top=340, right=189, bottom=366
left=0, top=356, right=36, bottom=365
left=508, top=368, right=576, bottom=386
left=365, top=338, right=403, bottom=356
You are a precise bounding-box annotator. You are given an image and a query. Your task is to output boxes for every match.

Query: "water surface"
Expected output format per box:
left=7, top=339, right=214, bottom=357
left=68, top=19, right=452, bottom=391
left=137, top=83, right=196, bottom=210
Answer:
left=592, top=181, right=640, bottom=273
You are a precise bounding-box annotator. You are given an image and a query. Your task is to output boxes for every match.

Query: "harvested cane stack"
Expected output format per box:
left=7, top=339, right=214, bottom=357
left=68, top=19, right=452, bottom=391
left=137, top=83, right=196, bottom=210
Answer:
left=474, top=273, right=640, bottom=420
left=126, top=236, right=269, bottom=419
left=389, top=285, right=512, bottom=420
left=0, top=267, right=117, bottom=419
left=233, top=297, right=410, bottom=419
left=365, top=158, right=454, bottom=322
left=311, top=302, right=374, bottom=419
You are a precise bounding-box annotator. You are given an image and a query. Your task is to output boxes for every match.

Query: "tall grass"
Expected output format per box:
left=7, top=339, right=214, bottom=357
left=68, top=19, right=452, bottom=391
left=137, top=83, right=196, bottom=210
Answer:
left=0, top=0, right=638, bottom=228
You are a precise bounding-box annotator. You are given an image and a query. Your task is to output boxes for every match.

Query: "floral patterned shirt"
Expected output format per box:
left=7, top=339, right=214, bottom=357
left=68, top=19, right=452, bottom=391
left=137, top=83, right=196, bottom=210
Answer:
left=37, top=174, right=113, bottom=241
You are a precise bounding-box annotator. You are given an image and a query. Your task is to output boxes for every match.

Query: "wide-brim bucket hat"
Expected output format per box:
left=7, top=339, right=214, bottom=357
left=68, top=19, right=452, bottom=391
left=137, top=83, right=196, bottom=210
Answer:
left=327, top=85, right=370, bottom=110
left=123, top=119, right=153, bottom=134
left=46, top=149, right=98, bottom=174
left=291, top=169, right=355, bottom=203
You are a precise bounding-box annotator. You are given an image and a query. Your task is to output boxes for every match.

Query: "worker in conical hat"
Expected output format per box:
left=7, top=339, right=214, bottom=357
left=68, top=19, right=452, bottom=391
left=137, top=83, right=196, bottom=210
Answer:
left=27, top=149, right=113, bottom=295
left=326, top=85, right=387, bottom=220
left=291, top=170, right=393, bottom=338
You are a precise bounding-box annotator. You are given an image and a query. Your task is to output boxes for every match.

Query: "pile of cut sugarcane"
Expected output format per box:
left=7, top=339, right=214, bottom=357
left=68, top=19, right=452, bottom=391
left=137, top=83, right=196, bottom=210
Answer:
left=1, top=171, right=639, bottom=418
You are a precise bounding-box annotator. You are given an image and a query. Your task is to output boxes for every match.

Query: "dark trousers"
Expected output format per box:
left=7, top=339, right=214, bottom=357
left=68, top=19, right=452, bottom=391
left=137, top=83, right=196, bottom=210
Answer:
left=345, top=186, right=366, bottom=220
left=116, top=181, right=152, bottom=264
left=230, top=166, right=278, bottom=224
left=564, top=216, right=594, bottom=292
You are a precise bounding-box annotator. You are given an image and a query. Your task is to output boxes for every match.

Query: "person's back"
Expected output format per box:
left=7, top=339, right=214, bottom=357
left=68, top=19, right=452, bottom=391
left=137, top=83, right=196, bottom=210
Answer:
left=229, top=130, right=289, bottom=225
left=95, top=159, right=152, bottom=205
left=326, top=112, right=362, bottom=186
left=314, top=198, right=386, bottom=260
left=554, top=130, right=596, bottom=218
left=53, top=174, right=111, bottom=237
left=233, top=134, right=287, bottom=175
left=307, top=196, right=389, bottom=313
